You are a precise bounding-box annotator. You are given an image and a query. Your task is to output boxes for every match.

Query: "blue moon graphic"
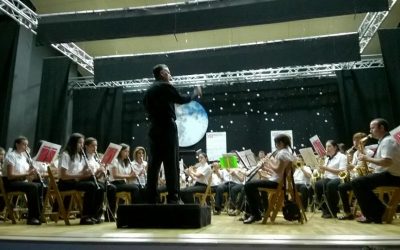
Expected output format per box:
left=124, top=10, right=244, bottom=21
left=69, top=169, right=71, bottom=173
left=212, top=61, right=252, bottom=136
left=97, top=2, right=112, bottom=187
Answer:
left=175, top=101, right=208, bottom=147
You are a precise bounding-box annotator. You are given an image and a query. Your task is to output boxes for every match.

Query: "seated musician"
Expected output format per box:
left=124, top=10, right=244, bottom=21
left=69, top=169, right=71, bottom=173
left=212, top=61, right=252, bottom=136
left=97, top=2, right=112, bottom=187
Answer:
left=131, top=147, right=147, bottom=188
left=337, top=132, right=373, bottom=220
left=180, top=152, right=212, bottom=204
left=58, top=133, right=104, bottom=225
left=243, top=134, right=296, bottom=224
left=3, top=136, right=43, bottom=225
left=214, top=161, right=245, bottom=215
left=315, top=140, right=347, bottom=219
left=83, top=137, right=115, bottom=222
left=352, top=118, right=400, bottom=223
left=109, top=143, right=141, bottom=204
left=293, top=156, right=312, bottom=211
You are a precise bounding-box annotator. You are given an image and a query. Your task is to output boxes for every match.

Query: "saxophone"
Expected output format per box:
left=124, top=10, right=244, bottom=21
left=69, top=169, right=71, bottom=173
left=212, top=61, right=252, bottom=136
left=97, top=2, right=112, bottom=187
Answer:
left=355, top=135, right=372, bottom=176
left=338, top=146, right=356, bottom=183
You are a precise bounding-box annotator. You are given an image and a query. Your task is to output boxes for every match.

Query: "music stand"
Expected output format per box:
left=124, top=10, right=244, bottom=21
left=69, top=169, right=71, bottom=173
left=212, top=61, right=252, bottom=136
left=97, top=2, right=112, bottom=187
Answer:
left=100, top=143, right=122, bottom=222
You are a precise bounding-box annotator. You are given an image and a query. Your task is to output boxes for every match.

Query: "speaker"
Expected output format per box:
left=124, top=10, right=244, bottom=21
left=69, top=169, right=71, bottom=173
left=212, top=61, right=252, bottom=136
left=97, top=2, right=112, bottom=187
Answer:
left=116, top=204, right=211, bottom=228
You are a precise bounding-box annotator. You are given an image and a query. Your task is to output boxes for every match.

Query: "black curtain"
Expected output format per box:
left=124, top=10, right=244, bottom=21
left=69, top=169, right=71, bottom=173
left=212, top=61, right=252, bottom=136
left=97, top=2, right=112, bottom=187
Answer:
left=0, top=16, right=19, bottom=148
left=35, top=57, right=72, bottom=149
left=72, top=88, right=123, bottom=152
left=379, top=28, right=400, bottom=125
left=336, top=68, right=394, bottom=145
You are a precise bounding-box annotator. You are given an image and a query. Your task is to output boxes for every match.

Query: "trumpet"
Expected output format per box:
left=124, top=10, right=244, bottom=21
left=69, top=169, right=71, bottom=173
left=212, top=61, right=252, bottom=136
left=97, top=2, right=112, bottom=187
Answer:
left=81, top=147, right=101, bottom=190
left=25, top=149, right=46, bottom=188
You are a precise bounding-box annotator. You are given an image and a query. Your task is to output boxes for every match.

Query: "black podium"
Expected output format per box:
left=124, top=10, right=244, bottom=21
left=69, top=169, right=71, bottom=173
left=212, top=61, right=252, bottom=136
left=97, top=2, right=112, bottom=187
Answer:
left=116, top=204, right=211, bottom=228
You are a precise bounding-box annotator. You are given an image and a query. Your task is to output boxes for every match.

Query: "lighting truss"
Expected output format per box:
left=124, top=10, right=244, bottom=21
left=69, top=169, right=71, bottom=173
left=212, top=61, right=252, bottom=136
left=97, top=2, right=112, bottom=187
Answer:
left=69, top=56, right=384, bottom=92
left=358, top=0, right=398, bottom=53
left=0, top=0, right=94, bottom=74
left=0, top=0, right=38, bottom=33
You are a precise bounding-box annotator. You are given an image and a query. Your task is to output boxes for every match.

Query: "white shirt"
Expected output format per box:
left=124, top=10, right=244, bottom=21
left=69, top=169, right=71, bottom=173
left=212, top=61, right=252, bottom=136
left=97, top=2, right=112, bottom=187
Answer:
left=59, top=152, right=85, bottom=176
left=194, top=162, right=212, bottom=185
left=323, top=152, right=347, bottom=179
left=3, top=151, right=30, bottom=177
left=375, top=135, right=400, bottom=177
left=293, top=166, right=312, bottom=185
left=109, top=158, right=133, bottom=183
left=131, top=160, right=147, bottom=186
left=220, top=168, right=243, bottom=184
left=269, top=147, right=297, bottom=182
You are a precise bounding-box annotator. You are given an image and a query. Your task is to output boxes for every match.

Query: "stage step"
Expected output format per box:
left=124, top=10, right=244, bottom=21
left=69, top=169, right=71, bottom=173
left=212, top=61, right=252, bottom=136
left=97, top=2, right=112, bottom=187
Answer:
left=116, top=204, right=211, bottom=228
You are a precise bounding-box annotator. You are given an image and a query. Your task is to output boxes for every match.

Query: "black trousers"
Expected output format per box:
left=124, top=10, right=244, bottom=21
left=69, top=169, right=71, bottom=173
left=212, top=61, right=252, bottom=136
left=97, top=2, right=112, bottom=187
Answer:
left=180, top=182, right=207, bottom=204
left=315, top=178, right=341, bottom=215
left=215, top=182, right=240, bottom=211
left=338, top=181, right=353, bottom=214
left=147, top=121, right=180, bottom=203
left=351, top=171, right=400, bottom=222
left=58, top=179, right=104, bottom=219
left=111, top=180, right=141, bottom=204
left=3, top=177, right=43, bottom=219
left=295, top=183, right=311, bottom=210
left=244, top=179, right=278, bottom=218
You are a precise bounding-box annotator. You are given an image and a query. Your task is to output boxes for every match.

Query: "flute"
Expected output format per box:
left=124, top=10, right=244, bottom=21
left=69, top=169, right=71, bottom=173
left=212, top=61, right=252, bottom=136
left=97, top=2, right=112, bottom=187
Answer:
left=81, top=147, right=101, bottom=190
left=127, top=156, right=143, bottom=188
left=25, top=149, right=46, bottom=188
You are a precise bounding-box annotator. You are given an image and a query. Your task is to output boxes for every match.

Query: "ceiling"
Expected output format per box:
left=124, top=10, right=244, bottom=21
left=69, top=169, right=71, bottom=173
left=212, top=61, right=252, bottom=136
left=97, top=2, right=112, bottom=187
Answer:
left=29, top=0, right=400, bottom=70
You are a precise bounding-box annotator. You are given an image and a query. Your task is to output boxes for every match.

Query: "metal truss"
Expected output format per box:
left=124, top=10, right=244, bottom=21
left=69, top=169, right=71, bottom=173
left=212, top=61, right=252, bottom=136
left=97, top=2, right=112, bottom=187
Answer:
left=0, top=0, right=38, bottom=33
left=69, top=56, right=384, bottom=91
left=0, top=0, right=94, bottom=74
left=51, top=43, right=94, bottom=74
left=358, top=0, right=398, bottom=53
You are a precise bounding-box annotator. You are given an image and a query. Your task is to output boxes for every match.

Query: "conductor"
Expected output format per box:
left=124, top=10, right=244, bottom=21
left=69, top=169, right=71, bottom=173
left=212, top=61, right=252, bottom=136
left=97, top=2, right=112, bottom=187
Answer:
left=143, top=64, right=202, bottom=204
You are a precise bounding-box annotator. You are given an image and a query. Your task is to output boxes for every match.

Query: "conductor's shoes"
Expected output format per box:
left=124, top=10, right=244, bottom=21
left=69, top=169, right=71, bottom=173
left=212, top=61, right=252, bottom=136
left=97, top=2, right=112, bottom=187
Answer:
left=243, top=215, right=261, bottom=224
left=27, top=218, right=41, bottom=225
left=80, top=217, right=96, bottom=225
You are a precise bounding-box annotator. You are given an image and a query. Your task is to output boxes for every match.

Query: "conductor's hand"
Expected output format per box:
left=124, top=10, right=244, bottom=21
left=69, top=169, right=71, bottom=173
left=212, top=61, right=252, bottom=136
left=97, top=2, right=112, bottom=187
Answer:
left=193, top=86, right=202, bottom=98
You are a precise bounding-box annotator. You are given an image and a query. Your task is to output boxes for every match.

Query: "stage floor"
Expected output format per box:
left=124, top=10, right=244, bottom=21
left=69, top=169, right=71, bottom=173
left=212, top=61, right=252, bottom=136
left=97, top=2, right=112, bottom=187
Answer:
left=0, top=212, right=399, bottom=249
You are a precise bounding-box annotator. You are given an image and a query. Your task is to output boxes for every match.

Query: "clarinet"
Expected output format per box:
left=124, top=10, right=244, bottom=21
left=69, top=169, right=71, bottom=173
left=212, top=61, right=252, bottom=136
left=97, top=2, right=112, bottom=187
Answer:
left=95, top=151, right=109, bottom=185
left=25, top=149, right=47, bottom=188
left=81, top=148, right=101, bottom=190
left=128, top=156, right=143, bottom=188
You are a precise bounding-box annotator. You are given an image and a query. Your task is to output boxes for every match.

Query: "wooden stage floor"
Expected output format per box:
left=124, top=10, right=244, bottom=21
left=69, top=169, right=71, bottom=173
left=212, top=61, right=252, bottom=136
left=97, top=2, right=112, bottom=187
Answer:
left=0, top=212, right=399, bottom=249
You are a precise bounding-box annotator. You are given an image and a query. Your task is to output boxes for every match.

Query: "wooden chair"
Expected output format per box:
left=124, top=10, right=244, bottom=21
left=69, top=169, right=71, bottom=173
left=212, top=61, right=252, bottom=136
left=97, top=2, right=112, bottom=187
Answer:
left=352, top=186, right=400, bottom=223
left=115, top=191, right=131, bottom=209
left=193, top=176, right=215, bottom=207
left=375, top=186, right=400, bottom=223
left=159, top=192, right=168, bottom=204
left=258, top=165, right=307, bottom=224
left=41, top=166, right=83, bottom=225
left=0, top=177, right=28, bottom=224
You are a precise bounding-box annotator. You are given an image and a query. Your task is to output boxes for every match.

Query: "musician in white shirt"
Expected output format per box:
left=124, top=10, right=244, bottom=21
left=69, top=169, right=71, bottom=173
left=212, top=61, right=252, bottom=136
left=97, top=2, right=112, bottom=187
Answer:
left=109, top=143, right=141, bottom=203
left=180, top=153, right=212, bottom=203
left=214, top=162, right=245, bottom=215
left=314, top=140, right=347, bottom=219
left=293, top=157, right=312, bottom=211
left=243, top=134, right=297, bottom=224
left=3, top=136, right=43, bottom=225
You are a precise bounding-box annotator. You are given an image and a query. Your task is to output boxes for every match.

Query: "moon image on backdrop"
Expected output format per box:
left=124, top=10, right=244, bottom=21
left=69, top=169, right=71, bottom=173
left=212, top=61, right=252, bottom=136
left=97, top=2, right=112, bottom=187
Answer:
left=175, top=101, right=208, bottom=147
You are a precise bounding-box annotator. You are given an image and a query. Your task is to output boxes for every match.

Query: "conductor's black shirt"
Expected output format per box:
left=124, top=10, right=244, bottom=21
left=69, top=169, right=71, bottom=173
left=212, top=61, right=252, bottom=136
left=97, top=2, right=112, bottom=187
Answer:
left=143, top=81, right=192, bottom=125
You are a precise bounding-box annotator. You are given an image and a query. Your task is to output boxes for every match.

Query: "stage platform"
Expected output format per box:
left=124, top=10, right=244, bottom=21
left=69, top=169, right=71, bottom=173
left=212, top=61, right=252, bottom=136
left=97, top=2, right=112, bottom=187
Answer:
left=0, top=212, right=399, bottom=249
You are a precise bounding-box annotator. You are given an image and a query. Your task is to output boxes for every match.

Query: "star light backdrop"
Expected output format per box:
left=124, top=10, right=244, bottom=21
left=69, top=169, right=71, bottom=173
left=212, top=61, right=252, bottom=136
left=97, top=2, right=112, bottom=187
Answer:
left=123, top=76, right=344, bottom=165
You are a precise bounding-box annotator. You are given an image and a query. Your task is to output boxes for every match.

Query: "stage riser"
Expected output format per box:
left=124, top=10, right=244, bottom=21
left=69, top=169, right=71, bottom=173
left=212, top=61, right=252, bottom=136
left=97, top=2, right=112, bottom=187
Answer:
left=116, top=204, right=211, bottom=228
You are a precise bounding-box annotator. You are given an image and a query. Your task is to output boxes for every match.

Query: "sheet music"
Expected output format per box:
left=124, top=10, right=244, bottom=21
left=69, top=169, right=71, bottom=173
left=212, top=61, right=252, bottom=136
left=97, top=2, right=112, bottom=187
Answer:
left=390, top=125, right=400, bottom=144
left=309, top=135, right=326, bottom=157
left=101, top=143, right=122, bottom=165
left=34, top=141, right=61, bottom=164
left=299, top=147, right=319, bottom=168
